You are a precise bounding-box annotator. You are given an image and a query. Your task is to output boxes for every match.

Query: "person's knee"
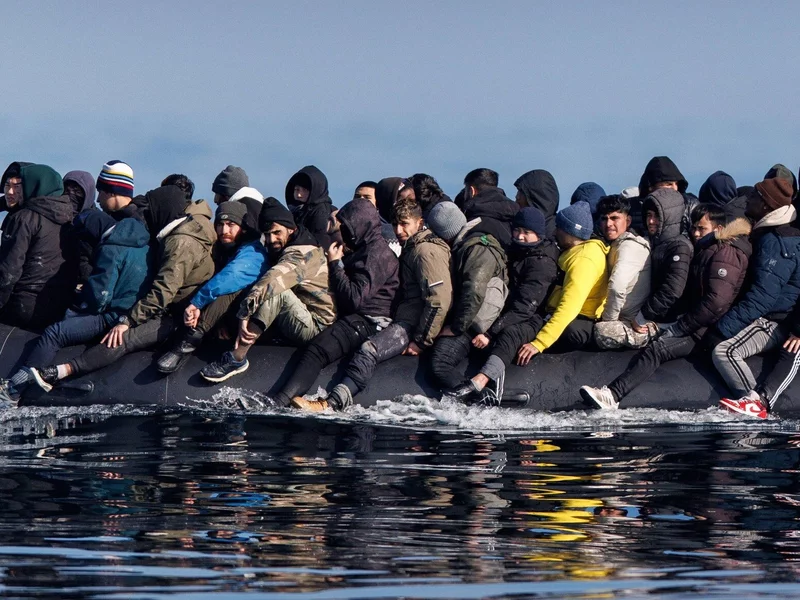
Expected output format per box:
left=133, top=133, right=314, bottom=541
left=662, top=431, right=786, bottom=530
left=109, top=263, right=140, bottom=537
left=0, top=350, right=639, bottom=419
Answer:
left=357, top=339, right=378, bottom=360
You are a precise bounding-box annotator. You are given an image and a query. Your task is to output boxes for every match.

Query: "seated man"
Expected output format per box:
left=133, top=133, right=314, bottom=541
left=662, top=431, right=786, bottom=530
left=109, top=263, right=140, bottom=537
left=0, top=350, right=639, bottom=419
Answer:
left=629, top=189, right=694, bottom=343
left=285, top=165, right=336, bottom=245
left=63, top=170, right=99, bottom=287
left=96, top=160, right=145, bottom=225
left=373, top=178, right=409, bottom=256
left=0, top=211, right=152, bottom=403
left=459, top=168, right=519, bottom=249
left=0, top=164, right=76, bottom=330
left=197, top=198, right=335, bottom=382
left=264, top=198, right=399, bottom=407
left=212, top=165, right=249, bottom=205
left=161, top=173, right=196, bottom=201
left=353, top=181, right=378, bottom=204
left=156, top=201, right=268, bottom=374
left=442, top=206, right=559, bottom=405
left=712, top=179, right=800, bottom=417
left=634, top=155, right=694, bottom=237
left=427, top=201, right=509, bottom=391
left=581, top=204, right=751, bottom=409
left=26, top=186, right=216, bottom=391
left=0, top=162, right=30, bottom=216
left=520, top=201, right=609, bottom=357
left=409, top=173, right=451, bottom=218
left=513, top=169, right=559, bottom=238
left=293, top=197, right=452, bottom=411
left=593, top=195, right=652, bottom=349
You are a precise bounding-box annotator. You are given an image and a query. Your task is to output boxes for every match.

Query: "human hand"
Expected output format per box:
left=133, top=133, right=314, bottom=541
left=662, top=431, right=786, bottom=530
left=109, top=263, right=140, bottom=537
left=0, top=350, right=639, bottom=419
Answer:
left=235, top=318, right=259, bottom=349
left=516, top=342, right=539, bottom=366
left=784, top=334, right=800, bottom=354
left=184, top=304, right=201, bottom=328
left=402, top=341, right=423, bottom=356
left=632, top=321, right=653, bottom=334
left=102, top=323, right=129, bottom=348
left=326, top=241, right=344, bottom=263
left=472, top=333, right=490, bottom=349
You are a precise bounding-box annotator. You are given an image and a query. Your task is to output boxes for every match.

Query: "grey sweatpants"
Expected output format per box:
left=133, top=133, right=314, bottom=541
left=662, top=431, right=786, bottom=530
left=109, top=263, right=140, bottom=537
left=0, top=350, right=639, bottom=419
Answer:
left=712, top=318, right=786, bottom=397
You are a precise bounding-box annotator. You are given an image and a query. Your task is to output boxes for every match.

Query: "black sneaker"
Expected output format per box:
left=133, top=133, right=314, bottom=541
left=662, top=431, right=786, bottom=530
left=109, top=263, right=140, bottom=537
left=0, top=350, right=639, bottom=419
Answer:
left=200, top=352, right=249, bottom=383
left=479, top=371, right=505, bottom=407
left=0, top=380, right=21, bottom=407
left=442, top=381, right=481, bottom=403
left=30, top=366, right=58, bottom=393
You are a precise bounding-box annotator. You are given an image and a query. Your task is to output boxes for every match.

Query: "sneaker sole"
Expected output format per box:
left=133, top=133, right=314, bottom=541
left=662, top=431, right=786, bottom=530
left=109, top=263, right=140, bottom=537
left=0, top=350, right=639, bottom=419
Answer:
left=200, top=360, right=250, bottom=383
left=30, top=369, right=54, bottom=393
left=579, top=387, right=618, bottom=410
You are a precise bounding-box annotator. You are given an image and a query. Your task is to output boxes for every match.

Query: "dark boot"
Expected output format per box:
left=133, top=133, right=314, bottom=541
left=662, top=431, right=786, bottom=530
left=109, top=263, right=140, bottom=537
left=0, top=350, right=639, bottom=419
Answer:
left=442, top=381, right=481, bottom=404
left=157, top=328, right=203, bottom=374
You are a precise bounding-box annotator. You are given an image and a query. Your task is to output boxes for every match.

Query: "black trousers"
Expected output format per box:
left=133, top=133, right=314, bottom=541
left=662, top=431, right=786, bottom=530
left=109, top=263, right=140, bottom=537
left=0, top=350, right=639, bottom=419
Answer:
left=608, top=334, right=697, bottom=400
left=275, top=314, right=378, bottom=404
left=490, top=319, right=544, bottom=367
left=548, top=316, right=596, bottom=352
left=430, top=333, right=473, bottom=389
left=760, top=346, right=800, bottom=409
left=0, top=291, right=68, bottom=333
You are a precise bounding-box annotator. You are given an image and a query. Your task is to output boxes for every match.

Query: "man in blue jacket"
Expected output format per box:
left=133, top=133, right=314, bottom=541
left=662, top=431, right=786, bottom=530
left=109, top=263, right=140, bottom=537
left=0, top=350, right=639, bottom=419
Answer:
left=156, top=201, right=268, bottom=373
left=0, top=211, right=152, bottom=404
left=713, top=178, right=800, bottom=418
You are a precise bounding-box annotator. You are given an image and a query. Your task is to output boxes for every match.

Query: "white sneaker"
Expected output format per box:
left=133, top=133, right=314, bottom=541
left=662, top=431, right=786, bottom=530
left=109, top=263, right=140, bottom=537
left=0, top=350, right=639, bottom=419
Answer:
left=580, top=385, right=619, bottom=410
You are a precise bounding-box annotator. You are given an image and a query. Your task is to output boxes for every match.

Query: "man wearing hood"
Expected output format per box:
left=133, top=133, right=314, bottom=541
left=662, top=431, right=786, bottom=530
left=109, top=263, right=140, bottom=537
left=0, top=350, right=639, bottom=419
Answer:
left=0, top=164, right=76, bottom=330
left=63, top=170, right=98, bottom=287
left=459, top=168, right=519, bottom=249
left=294, top=197, right=453, bottom=412
left=285, top=165, right=335, bottom=245
left=257, top=198, right=398, bottom=408
left=582, top=204, right=752, bottom=410
left=630, top=188, right=694, bottom=342
left=26, top=186, right=216, bottom=391
left=156, top=201, right=269, bottom=375
left=212, top=165, right=249, bottom=205
left=513, top=169, right=559, bottom=238
left=442, top=206, right=559, bottom=405
left=427, top=201, right=509, bottom=391
left=713, top=179, right=800, bottom=419
left=593, top=195, right=653, bottom=350
left=0, top=161, right=33, bottom=218
left=374, top=177, right=411, bottom=256
left=634, top=156, right=696, bottom=237
left=0, top=211, right=152, bottom=404
left=698, top=171, right=746, bottom=221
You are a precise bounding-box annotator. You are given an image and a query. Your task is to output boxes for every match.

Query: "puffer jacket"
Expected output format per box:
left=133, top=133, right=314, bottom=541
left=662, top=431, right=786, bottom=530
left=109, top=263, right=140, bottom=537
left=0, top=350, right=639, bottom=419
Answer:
left=488, top=238, right=559, bottom=337
left=532, top=238, right=609, bottom=352
left=672, top=218, right=752, bottom=340
left=601, top=231, right=651, bottom=322
left=127, top=201, right=216, bottom=325
left=393, top=229, right=452, bottom=347
left=514, top=170, right=559, bottom=238
left=450, top=220, right=508, bottom=336
left=329, top=198, right=399, bottom=318
left=238, top=226, right=335, bottom=328
left=191, top=239, right=268, bottom=310
left=716, top=206, right=800, bottom=339
left=0, top=164, right=75, bottom=309
left=638, top=188, right=694, bottom=324
left=77, top=217, right=153, bottom=316
left=285, top=165, right=335, bottom=245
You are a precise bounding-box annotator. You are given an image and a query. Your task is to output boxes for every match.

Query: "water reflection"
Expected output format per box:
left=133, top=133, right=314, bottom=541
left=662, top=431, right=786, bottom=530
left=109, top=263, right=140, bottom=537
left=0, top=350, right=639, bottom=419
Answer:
left=0, top=411, right=796, bottom=596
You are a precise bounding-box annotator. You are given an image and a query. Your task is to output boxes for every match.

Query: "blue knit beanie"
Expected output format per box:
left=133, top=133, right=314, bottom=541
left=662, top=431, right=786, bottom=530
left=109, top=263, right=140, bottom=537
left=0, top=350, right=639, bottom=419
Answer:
left=556, top=201, right=593, bottom=241
left=512, top=207, right=546, bottom=239
left=570, top=182, right=606, bottom=215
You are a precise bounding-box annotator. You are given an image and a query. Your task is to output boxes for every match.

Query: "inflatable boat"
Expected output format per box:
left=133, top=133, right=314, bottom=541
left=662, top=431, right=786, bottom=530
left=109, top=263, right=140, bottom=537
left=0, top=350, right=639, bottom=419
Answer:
left=1, top=324, right=798, bottom=417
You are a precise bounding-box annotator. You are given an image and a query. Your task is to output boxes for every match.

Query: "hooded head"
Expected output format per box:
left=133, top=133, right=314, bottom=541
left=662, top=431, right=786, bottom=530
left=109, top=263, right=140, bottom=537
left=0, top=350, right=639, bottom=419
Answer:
left=212, top=165, right=249, bottom=199
left=336, top=198, right=381, bottom=249
left=570, top=182, right=606, bottom=215
left=63, top=170, right=97, bottom=215
left=285, top=165, right=331, bottom=208
left=374, top=177, right=406, bottom=222
left=642, top=188, right=685, bottom=240
left=638, top=156, right=688, bottom=194
left=74, top=210, right=117, bottom=247
left=1, top=161, right=32, bottom=211
left=21, top=164, right=64, bottom=202
left=513, top=170, right=559, bottom=237
left=698, top=171, right=737, bottom=207
left=143, top=185, right=190, bottom=235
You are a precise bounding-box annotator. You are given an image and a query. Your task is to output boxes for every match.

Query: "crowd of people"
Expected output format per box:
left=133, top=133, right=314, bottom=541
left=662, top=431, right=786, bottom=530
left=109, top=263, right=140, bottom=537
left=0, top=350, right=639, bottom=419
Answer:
left=0, top=157, right=798, bottom=420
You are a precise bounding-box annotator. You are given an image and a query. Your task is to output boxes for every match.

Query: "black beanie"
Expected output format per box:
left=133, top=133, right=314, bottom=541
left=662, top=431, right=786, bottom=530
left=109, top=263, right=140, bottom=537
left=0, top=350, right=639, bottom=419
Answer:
left=215, top=201, right=248, bottom=227
left=259, top=196, right=296, bottom=231
left=212, top=165, right=249, bottom=197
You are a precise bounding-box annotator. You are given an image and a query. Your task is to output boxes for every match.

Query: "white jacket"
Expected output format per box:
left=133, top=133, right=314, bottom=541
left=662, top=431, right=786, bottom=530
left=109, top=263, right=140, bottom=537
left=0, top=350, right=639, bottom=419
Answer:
left=602, top=231, right=651, bottom=322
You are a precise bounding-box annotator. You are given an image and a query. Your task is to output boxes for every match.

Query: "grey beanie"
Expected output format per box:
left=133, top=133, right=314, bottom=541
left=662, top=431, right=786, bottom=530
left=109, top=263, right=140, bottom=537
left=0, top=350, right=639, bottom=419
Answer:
left=427, top=200, right=467, bottom=242
left=215, top=200, right=248, bottom=227
left=555, top=201, right=593, bottom=241
left=212, top=165, right=250, bottom=197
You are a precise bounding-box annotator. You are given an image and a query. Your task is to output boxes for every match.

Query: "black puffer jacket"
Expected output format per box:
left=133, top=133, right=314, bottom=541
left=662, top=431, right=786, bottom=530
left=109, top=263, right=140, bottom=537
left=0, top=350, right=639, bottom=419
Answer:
left=632, top=157, right=695, bottom=237
left=639, top=188, right=694, bottom=323
left=514, top=170, right=559, bottom=238
left=488, top=238, right=559, bottom=336
left=0, top=164, right=75, bottom=309
left=330, top=198, right=400, bottom=318
left=285, top=165, right=335, bottom=246
left=462, top=187, right=519, bottom=249
left=673, top=218, right=752, bottom=340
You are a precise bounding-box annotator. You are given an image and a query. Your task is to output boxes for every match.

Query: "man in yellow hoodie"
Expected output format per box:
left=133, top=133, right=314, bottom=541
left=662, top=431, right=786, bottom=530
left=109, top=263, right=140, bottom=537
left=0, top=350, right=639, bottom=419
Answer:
left=517, top=201, right=609, bottom=365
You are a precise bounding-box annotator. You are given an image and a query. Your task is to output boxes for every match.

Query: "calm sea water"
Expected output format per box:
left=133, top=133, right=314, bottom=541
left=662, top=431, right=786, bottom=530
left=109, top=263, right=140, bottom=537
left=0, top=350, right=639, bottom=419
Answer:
left=0, top=397, right=799, bottom=599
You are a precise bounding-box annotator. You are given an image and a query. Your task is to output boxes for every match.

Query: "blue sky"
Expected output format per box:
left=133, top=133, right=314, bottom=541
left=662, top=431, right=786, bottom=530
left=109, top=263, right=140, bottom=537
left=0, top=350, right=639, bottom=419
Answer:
left=3, top=0, right=799, bottom=206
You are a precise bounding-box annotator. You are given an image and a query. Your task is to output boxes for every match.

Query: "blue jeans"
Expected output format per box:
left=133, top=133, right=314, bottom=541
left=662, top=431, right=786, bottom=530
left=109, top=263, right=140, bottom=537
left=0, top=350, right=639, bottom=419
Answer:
left=26, top=313, right=116, bottom=369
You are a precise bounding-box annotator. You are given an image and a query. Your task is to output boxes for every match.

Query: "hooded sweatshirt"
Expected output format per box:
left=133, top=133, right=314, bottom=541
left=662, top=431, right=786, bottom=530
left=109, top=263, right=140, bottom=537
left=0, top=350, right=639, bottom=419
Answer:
left=532, top=238, right=609, bottom=352
left=64, top=170, right=99, bottom=285
left=514, top=170, right=559, bottom=238
left=637, top=188, right=694, bottom=324
left=629, top=157, right=690, bottom=237
left=601, top=230, right=651, bottom=322
left=77, top=217, right=153, bottom=316
left=698, top=170, right=746, bottom=221
left=328, top=198, right=399, bottom=319
left=0, top=161, right=33, bottom=218
left=373, top=177, right=405, bottom=256
left=126, top=200, right=216, bottom=326
left=285, top=165, right=335, bottom=245
left=0, top=164, right=76, bottom=311
left=461, top=187, right=519, bottom=249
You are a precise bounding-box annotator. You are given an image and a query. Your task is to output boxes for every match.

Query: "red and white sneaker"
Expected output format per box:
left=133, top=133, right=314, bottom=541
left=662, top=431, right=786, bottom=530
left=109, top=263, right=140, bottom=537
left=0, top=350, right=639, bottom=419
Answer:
left=720, top=392, right=768, bottom=420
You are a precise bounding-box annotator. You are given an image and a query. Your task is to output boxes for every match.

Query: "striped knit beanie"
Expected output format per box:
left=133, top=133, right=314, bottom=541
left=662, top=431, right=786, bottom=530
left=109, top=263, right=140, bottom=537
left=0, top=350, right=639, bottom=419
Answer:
left=96, top=160, right=134, bottom=197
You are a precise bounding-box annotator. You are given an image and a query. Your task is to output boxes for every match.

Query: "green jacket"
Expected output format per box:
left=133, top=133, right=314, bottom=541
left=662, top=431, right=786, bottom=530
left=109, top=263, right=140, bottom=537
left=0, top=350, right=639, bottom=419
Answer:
left=393, top=229, right=452, bottom=347
left=128, top=201, right=216, bottom=325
